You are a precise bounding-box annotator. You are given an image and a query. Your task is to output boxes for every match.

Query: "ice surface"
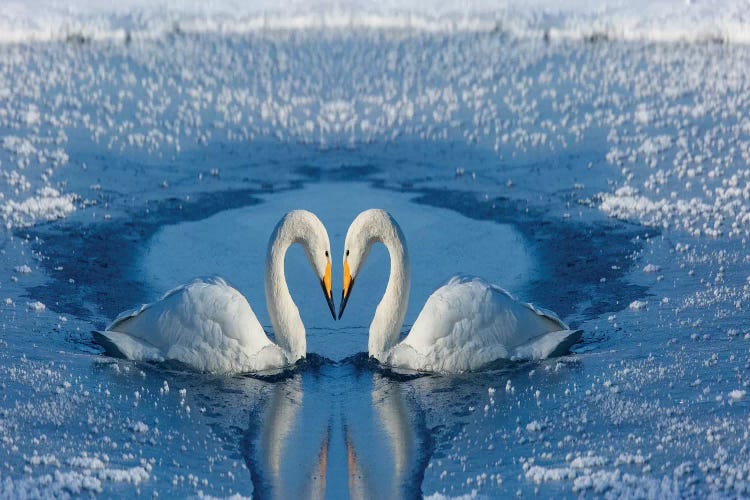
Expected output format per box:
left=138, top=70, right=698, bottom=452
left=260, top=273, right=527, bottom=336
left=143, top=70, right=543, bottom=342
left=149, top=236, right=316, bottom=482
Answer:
left=2, top=0, right=750, bottom=43
left=1, top=5, right=750, bottom=498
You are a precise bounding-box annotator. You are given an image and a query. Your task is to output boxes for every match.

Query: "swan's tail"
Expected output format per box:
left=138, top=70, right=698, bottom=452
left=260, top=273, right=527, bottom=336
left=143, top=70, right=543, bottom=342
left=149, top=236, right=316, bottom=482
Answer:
left=546, top=329, right=582, bottom=357
left=512, top=329, right=582, bottom=360
left=93, top=330, right=164, bottom=362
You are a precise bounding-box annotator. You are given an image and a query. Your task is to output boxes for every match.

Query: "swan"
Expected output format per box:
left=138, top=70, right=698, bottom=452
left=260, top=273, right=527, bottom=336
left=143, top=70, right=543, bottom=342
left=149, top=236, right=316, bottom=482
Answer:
left=95, top=210, right=336, bottom=374
left=338, top=209, right=581, bottom=373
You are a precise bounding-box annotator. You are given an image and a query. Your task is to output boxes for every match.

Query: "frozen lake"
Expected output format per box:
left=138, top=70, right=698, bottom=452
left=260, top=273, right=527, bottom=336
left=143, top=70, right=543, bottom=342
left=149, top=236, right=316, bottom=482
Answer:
left=1, top=26, right=750, bottom=499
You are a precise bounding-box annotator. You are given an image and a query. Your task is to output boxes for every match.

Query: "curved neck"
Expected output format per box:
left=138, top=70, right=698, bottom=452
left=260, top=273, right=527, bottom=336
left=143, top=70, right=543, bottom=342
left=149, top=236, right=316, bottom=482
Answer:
left=264, top=223, right=307, bottom=362
left=369, top=223, right=410, bottom=359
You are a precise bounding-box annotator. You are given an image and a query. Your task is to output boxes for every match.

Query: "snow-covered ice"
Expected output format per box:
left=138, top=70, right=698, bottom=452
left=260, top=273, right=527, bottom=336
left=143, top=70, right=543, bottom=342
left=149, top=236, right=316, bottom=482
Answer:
left=2, top=0, right=750, bottom=44
left=2, top=1, right=750, bottom=497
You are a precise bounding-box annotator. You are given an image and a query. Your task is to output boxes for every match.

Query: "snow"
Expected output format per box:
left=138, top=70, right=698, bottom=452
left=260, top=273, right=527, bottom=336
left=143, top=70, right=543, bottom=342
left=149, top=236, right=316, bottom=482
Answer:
left=3, top=136, right=36, bottom=157
left=26, top=301, right=46, bottom=312
left=728, top=389, right=746, bottom=401
left=524, top=465, right=576, bottom=483
left=129, top=421, right=149, bottom=434
left=643, top=264, right=661, bottom=274
left=25, top=454, right=61, bottom=467
left=1, top=0, right=750, bottom=44
left=628, top=300, right=648, bottom=311
left=614, top=452, right=649, bottom=466
left=424, top=492, right=479, bottom=500
left=197, top=493, right=252, bottom=500
left=525, top=421, right=543, bottom=432
left=1, top=458, right=150, bottom=497
left=570, top=455, right=607, bottom=469
left=1, top=188, right=78, bottom=229
left=572, top=470, right=680, bottom=497
left=1, top=2, right=750, bottom=497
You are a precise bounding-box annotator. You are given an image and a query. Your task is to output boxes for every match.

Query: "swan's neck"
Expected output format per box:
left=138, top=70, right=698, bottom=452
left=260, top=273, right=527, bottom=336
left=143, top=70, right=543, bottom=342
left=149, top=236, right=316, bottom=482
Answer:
left=265, top=229, right=306, bottom=362
left=369, top=226, right=410, bottom=359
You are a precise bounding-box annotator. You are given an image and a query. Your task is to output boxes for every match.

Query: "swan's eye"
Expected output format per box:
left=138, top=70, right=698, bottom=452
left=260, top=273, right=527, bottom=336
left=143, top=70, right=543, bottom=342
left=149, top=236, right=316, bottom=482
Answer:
left=346, top=249, right=350, bottom=256
left=325, top=250, right=329, bottom=258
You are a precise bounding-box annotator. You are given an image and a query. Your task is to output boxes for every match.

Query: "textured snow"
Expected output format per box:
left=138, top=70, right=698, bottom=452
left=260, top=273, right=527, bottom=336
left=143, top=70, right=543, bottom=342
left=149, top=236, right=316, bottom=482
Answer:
left=2, top=0, right=750, bottom=44
left=2, top=2, right=750, bottom=497
left=572, top=470, right=680, bottom=497
left=0, top=463, right=150, bottom=498
left=425, top=493, right=480, bottom=500
left=525, top=420, right=543, bottom=432
left=570, top=455, right=607, bottom=469
left=524, top=465, right=576, bottom=483
left=642, top=264, right=661, bottom=274
left=728, top=389, right=746, bottom=401
left=1, top=188, right=78, bottom=229
left=628, top=300, right=648, bottom=311
left=130, top=421, right=149, bottom=434
left=197, top=494, right=252, bottom=500
left=26, top=301, right=46, bottom=312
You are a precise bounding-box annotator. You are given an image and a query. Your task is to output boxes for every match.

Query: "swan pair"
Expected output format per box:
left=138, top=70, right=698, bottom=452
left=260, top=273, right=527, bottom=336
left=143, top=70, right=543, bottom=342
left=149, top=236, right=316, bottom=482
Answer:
left=96, top=209, right=580, bottom=374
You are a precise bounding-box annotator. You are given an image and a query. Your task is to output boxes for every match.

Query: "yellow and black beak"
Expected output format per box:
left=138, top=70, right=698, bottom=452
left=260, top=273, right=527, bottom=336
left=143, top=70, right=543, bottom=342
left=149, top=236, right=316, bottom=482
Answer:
left=338, top=258, right=354, bottom=319
left=320, top=259, right=336, bottom=320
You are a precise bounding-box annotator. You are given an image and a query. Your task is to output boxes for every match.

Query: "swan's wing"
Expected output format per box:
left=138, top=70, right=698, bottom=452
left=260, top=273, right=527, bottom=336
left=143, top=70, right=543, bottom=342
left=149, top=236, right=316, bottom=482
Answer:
left=106, top=276, right=235, bottom=331
left=93, top=330, right=164, bottom=362
left=99, top=277, right=285, bottom=373
left=399, top=276, right=574, bottom=371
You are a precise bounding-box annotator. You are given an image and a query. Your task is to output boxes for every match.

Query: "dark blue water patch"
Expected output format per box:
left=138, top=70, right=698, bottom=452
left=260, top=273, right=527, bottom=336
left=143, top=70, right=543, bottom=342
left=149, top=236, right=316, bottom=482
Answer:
left=244, top=353, right=338, bottom=382
left=341, top=350, right=537, bottom=379
left=409, top=189, right=651, bottom=324
left=22, top=188, right=275, bottom=324
left=340, top=351, right=429, bottom=381
left=295, top=163, right=381, bottom=181
left=24, top=176, right=647, bottom=356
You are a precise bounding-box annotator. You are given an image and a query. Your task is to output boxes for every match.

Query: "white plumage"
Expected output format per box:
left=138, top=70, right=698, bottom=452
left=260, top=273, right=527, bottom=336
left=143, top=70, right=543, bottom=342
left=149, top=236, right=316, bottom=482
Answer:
left=96, top=210, right=335, bottom=374
left=387, top=276, right=580, bottom=372
left=97, top=277, right=287, bottom=373
left=339, top=209, right=580, bottom=373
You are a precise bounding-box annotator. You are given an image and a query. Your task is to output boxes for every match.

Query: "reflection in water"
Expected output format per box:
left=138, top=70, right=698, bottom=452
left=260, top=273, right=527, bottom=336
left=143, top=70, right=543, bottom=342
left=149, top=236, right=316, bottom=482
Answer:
left=259, top=375, right=303, bottom=498
left=307, top=427, right=329, bottom=500
left=243, top=372, right=331, bottom=499
left=115, top=354, right=577, bottom=499
left=242, top=365, right=431, bottom=499
left=344, top=372, right=430, bottom=500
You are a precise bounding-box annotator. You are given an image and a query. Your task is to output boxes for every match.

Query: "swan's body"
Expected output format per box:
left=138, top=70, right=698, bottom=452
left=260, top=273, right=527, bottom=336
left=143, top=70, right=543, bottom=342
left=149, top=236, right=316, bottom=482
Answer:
left=339, top=209, right=580, bottom=373
left=96, top=210, right=335, bottom=374
left=386, top=276, right=580, bottom=372
left=96, top=277, right=289, bottom=373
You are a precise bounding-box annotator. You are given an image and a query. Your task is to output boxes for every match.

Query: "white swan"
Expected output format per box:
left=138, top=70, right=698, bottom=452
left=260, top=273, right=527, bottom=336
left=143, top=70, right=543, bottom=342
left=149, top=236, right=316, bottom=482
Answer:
left=338, top=209, right=581, bottom=373
left=95, top=210, right=336, bottom=374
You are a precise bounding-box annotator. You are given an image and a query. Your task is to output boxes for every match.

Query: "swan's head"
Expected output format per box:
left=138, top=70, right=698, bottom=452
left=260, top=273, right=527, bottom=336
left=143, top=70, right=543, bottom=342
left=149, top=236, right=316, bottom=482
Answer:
left=278, top=210, right=336, bottom=320
left=339, top=209, right=397, bottom=319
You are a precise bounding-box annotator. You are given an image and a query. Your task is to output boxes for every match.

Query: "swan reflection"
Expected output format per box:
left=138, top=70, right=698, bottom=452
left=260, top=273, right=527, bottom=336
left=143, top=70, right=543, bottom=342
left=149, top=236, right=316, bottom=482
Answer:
left=345, top=372, right=428, bottom=499
left=238, top=364, right=431, bottom=499
left=244, top=372, right=331, bottom=499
